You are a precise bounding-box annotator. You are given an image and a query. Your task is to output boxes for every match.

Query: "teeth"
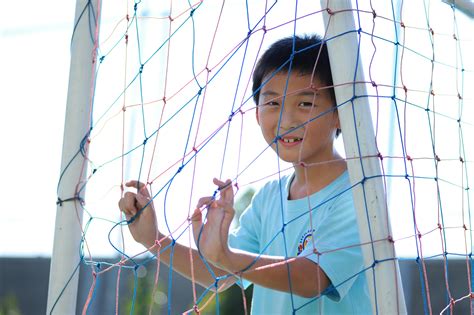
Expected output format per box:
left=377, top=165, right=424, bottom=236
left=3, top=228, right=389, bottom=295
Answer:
left=282, top=138, right=302, bottom=143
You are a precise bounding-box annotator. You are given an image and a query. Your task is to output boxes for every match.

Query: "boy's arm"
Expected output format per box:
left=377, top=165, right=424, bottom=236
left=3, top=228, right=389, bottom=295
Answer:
left=192, top=178, right=330, bottom=298
left=219, top=250, right=329, bottom=298
left=118, top=180, right=236, bottom=292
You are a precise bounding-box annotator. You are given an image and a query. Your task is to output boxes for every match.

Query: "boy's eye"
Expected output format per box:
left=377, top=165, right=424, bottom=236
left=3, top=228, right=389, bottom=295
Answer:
left=299, top=102, right=314, bottom=108
left=263, top=101, right=280, bottom=106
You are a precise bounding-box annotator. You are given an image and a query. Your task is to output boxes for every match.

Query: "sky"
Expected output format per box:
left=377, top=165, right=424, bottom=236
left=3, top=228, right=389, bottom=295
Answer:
left=0, top=0, right=473, bottom=259
left=0, top=1, right=75, bottom=256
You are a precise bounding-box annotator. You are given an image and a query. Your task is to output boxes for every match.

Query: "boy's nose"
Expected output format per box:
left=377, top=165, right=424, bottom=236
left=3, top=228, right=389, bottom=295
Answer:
left=279, top=104, right=298, bottom=131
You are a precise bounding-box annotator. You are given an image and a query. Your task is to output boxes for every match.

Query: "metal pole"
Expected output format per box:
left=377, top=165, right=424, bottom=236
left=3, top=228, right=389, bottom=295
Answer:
left=320, top=1, right=406, bottom=313
left=47, top=0, right=100, bottom=313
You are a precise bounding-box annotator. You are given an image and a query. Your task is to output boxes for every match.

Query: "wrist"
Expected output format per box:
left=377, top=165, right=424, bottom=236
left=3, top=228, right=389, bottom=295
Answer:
left=215, top=246, right=238, bottom=272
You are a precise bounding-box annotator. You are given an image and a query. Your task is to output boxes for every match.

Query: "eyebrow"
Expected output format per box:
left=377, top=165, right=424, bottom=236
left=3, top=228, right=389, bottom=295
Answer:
left=260, top=90, right=318, bottom=98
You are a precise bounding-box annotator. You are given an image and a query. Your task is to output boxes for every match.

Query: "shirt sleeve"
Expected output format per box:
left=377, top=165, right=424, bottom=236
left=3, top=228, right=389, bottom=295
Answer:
left=299, top=189, right=366, bottom=301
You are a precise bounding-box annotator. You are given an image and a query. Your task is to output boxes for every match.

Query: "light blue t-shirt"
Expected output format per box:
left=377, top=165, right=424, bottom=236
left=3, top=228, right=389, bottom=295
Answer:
left=228, top=171, right=371, bottom=314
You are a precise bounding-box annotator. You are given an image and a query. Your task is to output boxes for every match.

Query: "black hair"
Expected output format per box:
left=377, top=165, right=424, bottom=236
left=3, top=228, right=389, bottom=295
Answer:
left=251, top=34, right=341, bottom=136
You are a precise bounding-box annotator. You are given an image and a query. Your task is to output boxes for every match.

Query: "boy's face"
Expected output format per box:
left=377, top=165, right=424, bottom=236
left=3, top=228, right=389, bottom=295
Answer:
left=256, top=72, right=340, bottom=165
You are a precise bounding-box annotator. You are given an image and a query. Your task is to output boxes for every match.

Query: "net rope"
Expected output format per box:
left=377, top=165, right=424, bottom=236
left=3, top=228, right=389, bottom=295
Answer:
left=51, top=0, right=473, bottom=314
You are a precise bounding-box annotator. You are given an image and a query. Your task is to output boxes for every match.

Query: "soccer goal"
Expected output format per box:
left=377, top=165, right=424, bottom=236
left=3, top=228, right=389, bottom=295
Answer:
left=47, top=0, right=473, bottom=314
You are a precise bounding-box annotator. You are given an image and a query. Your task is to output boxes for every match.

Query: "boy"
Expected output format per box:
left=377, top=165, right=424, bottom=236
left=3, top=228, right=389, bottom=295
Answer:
left=119, top=34, right=371, bottom=314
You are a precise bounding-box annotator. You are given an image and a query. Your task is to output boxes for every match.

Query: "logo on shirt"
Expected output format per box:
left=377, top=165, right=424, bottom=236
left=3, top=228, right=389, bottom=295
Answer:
left=297, top=229, right=315, bottom=255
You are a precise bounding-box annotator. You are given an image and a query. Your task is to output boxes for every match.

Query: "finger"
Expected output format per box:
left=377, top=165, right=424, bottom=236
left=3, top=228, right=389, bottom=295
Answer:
left=190, top=207, right=203, bottom=222
left=125, top=180, right=150, bottom=197
left=196, top=196, right=214, bottom=210
left=118, top=198, right=134, bottom=221
left=213, top=178, right=232, bottom=190
left=122, top=192, right=139, bottom=214
left=214, top=179, right=234, bottom=203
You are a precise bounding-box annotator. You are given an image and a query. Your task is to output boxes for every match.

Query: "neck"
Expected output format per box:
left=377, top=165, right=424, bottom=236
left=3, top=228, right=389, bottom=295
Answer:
left=289, top=153, right=347, bottom=200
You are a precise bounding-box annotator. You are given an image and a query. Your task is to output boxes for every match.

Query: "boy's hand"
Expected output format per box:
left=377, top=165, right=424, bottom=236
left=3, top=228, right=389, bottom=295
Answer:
left=118, top=180, right=158, bottom=248
left=191, top=178, right=235, bottom=269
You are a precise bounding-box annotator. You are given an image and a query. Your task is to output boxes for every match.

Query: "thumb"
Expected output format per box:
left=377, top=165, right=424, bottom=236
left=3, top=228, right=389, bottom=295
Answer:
left=191, top=207, right=203, bottom=244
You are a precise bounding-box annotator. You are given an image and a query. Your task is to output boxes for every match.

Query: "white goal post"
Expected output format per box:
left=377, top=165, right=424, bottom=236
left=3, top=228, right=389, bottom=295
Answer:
left=46, top=0, right=101, bottom=314
left=321, top=0, right=407, bottom=313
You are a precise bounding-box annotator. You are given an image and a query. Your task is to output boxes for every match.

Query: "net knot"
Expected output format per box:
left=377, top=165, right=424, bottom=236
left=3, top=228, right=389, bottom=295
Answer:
left=168, top=15, right=174, bottom=22
left=326, top=8, right=334, bottom=16
left=371, top=80, right=377, bottom=87
left=400, top=21, right=405, bottom=28
left=193, top=304, right=201, bottom=314
left=372, top=10, right=377, bottom=19
left=377, top=152, right=383, bottom=160
left=56, top=196, right=84, bottom=206
left=154, top=239, right=162, bottom=248
left=262, top=25, right=267, bottom=33
left=406, top=155, right=412, bottom=161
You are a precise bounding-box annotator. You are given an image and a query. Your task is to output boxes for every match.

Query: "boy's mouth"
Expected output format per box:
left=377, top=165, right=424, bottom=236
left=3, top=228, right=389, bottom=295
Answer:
left=278, top=137, right=303, bottom=145
left=282, top=138, right=302, bottom=143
